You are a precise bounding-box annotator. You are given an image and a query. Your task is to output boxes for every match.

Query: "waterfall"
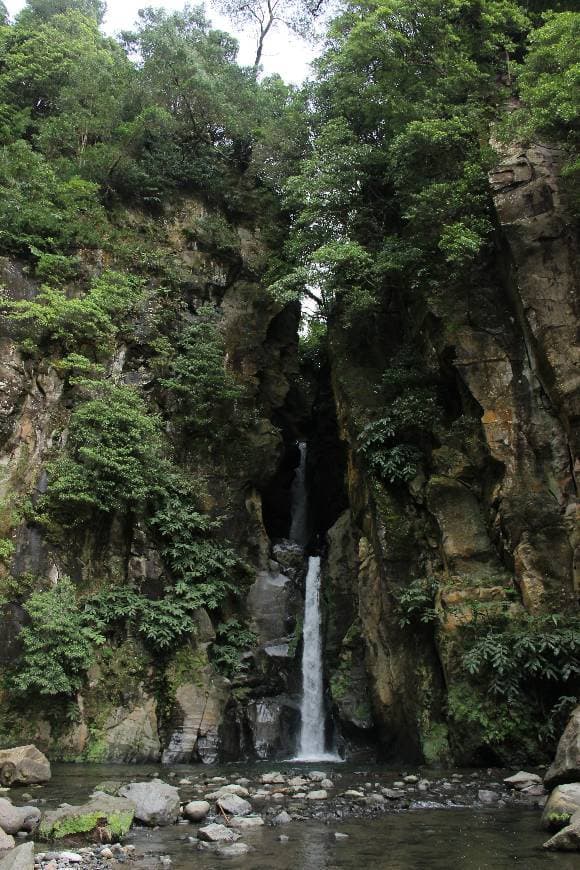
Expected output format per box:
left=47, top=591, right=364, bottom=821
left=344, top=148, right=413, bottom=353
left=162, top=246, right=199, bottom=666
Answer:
left=288, top=441, right=339, bottom=761
left=297, top=555, right=327, bottom=759
left=289, top=440, right=308, bottom=546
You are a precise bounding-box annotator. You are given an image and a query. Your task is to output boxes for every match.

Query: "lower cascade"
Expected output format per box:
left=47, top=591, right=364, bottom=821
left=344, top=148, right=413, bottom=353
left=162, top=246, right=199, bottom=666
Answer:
left=295, top=555, right=340, bottom=761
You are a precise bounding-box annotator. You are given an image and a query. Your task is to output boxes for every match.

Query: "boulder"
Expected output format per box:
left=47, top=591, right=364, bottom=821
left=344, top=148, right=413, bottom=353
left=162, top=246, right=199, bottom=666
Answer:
left=0, top=747, right=50, bottom=787
left=0, top=801, right=40, bottom=835
left=504, top=771, right=542, bottom=790
left=545, top=707, right=580, bottom=789
left=118, top=781, right=179, bottom=827
left=544, top=810, right=580, bottom=851
left=216, top=795, right=252, bottom=817
left=0, top=828, right=15, bottom=852
left=183, top=801, right=210, bottom=822
left=38, top=793, right=135, bottom=841
left=0, top=842, right=34, bottom=870
left=197, top=824, right=239, bottom=843
left=541, top=784, right=580, bottom=831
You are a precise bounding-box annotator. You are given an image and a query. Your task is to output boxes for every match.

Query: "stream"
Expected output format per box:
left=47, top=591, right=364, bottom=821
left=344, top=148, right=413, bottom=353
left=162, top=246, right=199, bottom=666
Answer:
left=9, top=761, right=577, bottom=870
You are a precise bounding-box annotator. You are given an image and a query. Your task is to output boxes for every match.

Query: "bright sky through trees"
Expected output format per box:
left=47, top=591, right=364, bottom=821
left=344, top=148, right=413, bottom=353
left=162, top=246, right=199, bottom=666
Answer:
left=4, top=0, right=316, bottom=82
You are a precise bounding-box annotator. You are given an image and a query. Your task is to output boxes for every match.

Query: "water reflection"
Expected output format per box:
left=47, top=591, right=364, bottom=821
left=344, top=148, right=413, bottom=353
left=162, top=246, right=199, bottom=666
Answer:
left=14, top=763, right=577, bottom=870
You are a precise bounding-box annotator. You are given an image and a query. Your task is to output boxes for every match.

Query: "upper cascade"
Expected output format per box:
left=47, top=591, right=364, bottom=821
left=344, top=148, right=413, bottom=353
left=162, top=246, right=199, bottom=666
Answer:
left=289, top=441, right=308, bottom=548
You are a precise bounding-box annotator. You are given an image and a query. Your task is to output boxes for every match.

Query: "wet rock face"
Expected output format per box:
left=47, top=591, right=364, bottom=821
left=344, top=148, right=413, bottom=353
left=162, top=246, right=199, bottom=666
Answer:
left=99, top=696, right=161, bottom=764
left=244, top=697, right=300, bottom=759
left=323, top=139, right=578, bottom=765
left=162, top=672, right=230, bottom=765
left=545, top=706, right=580, bottom=789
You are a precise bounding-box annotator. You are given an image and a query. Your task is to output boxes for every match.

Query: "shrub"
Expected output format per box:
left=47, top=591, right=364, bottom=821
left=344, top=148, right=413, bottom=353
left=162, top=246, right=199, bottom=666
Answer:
left=395, top=576, right=439, bottom=628
left=209, top=619, right=257, bottom=677
left=157, top=305, right=245, bottom=439
left=44, top=379, right=168, bottom=526
left=13, top=577, right=104, bottom=696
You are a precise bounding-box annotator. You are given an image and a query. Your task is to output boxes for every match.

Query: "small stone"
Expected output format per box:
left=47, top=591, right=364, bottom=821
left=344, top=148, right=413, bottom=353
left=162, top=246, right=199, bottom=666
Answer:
left=278, top=835, right=289, bottom=843
left=197, top=824, right=239, bottom=843
left=334, top=832, right=349, bottom=840
left=99, top=848, right=114, bottom=860
left=307, top=790, right=327, bottom=801
left=235, top=779, right=250, bottom=787
left=216, top=843, right=249, bottom=857
left=183, top=801, right=210, bottom=822
left=228, top=816, right=264, bottom=829
left=308, top=772, right=326, bottom=783
left=393, top=782, right=405, bottom=788
left=178, top=779, right=192, bottom=786
left=404, top=776, right=419, bottom=784
left=216, top=795, right=252, bottom=817
left=418, top=780, right=430, bottom=792
left=382, top=789, right=405, bottom=800
left=320, top=780, right=333, bottom=789
left=343, top=790, right=364, bottom=799
left=478, top=790, right=500, bottom=804
left=273, top=811, right=292, bottom=825
left=260, top=773, right=285, bottom=785
left=56, top=854, right=82, bottom=864
left=159, top=857, right=172, bottom=867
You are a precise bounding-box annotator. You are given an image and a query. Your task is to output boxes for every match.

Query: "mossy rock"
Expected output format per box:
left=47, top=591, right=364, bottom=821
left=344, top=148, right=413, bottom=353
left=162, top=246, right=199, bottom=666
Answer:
left=38, top=793, right=135, bottom=841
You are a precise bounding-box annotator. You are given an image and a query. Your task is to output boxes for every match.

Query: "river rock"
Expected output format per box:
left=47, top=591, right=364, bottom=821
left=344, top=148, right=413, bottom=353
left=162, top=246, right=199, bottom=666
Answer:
left=287, top=777, right=308, bottom=788
left=216, top=795, right=252, bottom=816
left=118, top=780, right=180, bottom=826
left=228, top=816, right=264, bottom=829
left=541, top=784, right=580, bottom=831
left=545, top=706, right=580, bottom=789
left=0, top=747, right=50, bottom=788
left=39, top=793, right=135, bottom=841
left=197, top=824, right=239, bottom=843
left=306, top=790, right=327, bottom=800
left=478, top=790, right=500, bottom=804
left=183, top=801, right=210, bottom=822
left=216, top=843, right=249, bottom=857
left=273, top=811, right=292, bottom=825
left=0, top=828, right=15, bottom=852
left=0, top=842, right=34, bottom=870
left=0, top=801, right=40, bottom=835
left=320, top=779, right=333, bottom=789
left=213, top=785, right=250, bottom=798
left=504, top=771, right=543, bottom=790
left=260, top=772, right=285, bottom=785
left=544, top=809, right=580, bottom=851
left=382, top=789, right=404, bottom=800
left=308, top=772, right=326, bottom=782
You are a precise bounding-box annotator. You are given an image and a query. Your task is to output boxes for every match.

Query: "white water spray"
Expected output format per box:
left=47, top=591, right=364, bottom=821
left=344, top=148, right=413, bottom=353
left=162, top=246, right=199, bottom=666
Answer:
left=288, top=441, right=340, bottom=762
left=297, top=555, right=328, bottom=759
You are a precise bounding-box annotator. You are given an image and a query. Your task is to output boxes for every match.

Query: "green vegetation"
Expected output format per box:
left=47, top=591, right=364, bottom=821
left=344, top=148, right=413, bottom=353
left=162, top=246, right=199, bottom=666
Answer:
left=395, top=577, right=439, bottom=628
left=12, top=577, right=105, bottom=696
left=209, top=619, right=258, bottom=677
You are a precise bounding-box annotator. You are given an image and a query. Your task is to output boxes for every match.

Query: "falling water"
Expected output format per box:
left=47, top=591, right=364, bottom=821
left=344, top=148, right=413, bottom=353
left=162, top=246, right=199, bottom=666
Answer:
left=289, top=440, right=308, bottom=546
left=297, top=554, right=328, bottom=759
left=288, top=440, right=338, bottom=761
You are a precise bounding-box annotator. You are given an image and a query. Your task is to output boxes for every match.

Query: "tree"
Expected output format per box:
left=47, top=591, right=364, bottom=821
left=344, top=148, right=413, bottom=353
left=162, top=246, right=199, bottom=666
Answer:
left=18, top=0, right=106, bottom=24
left=215, top=0, right=328, bottom=69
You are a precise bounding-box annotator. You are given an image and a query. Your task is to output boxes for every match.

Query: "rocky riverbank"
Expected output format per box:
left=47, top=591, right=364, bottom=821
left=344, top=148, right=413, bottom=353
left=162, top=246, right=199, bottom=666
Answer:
left=0, top=758, right=552, bottom=869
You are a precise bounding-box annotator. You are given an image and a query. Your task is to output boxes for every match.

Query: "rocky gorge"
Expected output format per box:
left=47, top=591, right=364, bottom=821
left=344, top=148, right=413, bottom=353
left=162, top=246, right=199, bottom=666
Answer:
left=0, top=0, right=578, bottom=865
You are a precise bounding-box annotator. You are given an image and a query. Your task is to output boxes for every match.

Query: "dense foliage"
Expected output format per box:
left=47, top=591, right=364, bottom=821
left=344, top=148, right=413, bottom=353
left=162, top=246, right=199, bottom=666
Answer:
left=0, top=0, right=577, bottom=740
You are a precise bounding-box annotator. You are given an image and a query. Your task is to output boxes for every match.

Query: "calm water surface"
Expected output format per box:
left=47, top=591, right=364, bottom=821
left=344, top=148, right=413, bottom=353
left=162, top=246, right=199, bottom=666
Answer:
left=12, top=762, right=580, bottom=870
